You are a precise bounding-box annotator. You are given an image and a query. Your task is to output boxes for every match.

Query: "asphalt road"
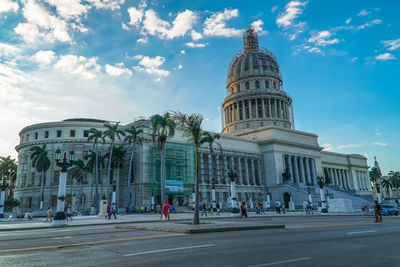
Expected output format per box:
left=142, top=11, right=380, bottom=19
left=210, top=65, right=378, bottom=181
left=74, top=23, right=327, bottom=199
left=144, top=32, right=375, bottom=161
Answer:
left=0, top=215, right=399, bottom=267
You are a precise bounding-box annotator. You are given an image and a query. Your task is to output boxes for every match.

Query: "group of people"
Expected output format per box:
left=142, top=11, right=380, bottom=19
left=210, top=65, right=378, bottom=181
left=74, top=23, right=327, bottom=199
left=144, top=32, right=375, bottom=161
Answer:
left=275, top=201, right=286, bottom=214
left=200, top=203, right=222, bottom=217
left=256, top=203, right=265, bottom=215
left=373, top=201, right=382, bottom=222
left=45, top=201, right=72, bottom=223
left=105, top=202, right=117, bottom=220
left=305, top=201, right=313, bottom=215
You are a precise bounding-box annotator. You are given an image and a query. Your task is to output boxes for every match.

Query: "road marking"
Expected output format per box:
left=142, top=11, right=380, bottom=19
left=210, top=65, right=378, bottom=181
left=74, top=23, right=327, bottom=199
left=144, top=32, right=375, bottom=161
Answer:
left=0, top=233, right=186, bottom=253
left=124, top=244, right=216, bottom=257
left=346, top=230, right=377, bottom=235
left=53, top=236, right=72, bottom=239
left=286, top=222, right=375, bottom=229
left=249, top=257, right=311, bottom=266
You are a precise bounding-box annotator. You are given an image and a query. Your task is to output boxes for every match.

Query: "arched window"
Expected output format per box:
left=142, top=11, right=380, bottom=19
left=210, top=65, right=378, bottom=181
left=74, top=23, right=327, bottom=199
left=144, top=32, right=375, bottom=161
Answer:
left=273, top=82, right=277, bottom=89
left=265, top=80, right=269, bottom=89
left=237, top=84, right=240, bottom=92
left=255, top=80, right=260, bottom=89
left=245, top=82, right=250, bottom=90
left=252, top=54, right=258, bottom=69
left=244, top=55, right=249, bottom=71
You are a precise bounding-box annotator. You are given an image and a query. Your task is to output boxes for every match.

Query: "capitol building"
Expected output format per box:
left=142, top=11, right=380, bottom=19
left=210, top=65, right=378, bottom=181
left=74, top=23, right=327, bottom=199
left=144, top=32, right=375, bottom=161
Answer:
left=14, top=29, right=373, bottom=214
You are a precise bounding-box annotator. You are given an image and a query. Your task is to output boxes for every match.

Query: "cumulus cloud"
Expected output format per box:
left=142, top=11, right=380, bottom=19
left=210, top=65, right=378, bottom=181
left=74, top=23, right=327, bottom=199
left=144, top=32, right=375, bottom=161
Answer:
left=357, top=19, right=382, bottom=30
left=322, top=143, right=333, bottom=151
left=382, top=38, right=400, bottom=51
left=345, top=18, right=351, bottom=24
left=0, top=0, right=19, bottom=13
left=86, top=0, right=125, bottom=11
left=308, top=30, right=340, bottom=46
left=190, top=30, right=202, bottom=40
left=142, top=9, right=198, bottom=39
left=180, top=50, right=185, bottom=54
left=375, top=53, right=395, bottom=61
left=133, top=55, right=170, bottom=80
left=45, top=0, right=90, bottom=20
left=0, top=43, right=20, bottom=57
left=336, top=144, right=364, bottom=149
left=31, top=50, right=56, bottom=65
left=185, top=42, right=207, bottom=48
left=357, top=9, right=370, bottom=16
left=251, top=19, right=268, bottom=35
left=276, top=1, right=307, bottom=28
left=127, top=7, right=143, bottom=27
left=54, top=55, right=101, bottom=79
left=203, top=9, right=242, bottom=37
left=372, top=142, right=388, bottom=146
left=105, top=63, right=132, bottom=76
left=137, top=37, right=148, bottom=44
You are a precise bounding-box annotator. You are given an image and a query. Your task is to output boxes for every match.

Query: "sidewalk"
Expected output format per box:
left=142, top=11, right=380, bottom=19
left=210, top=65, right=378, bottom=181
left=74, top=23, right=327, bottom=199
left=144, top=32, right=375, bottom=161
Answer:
left=0, top=211, right=365, bottom=232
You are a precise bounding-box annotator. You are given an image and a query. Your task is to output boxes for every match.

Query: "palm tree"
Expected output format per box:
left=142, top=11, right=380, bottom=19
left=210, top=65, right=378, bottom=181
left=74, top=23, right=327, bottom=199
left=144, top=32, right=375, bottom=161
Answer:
left=381, top=178, right=393, bottom=200
left=30, top=145, right=50, bottom=210
left=68, top=158, right=90, bottom=213
left=389, top=171, right=400, bottom=200
left=105, top=145, right=126, bottom=208
left=102, top=122, right=125, bottom=202
left=171, top=111, right=205, bottom=225
left=200, top=131, right=222, bottom=207
left=0, top=156, right=17, bottom=199
left=150, top=112, right=176, bottom=205
left=124, top=125, right=143, bottom=208
left=369, top=167, right=382, bottom=201
left=87, top=128, right=104, bottom=211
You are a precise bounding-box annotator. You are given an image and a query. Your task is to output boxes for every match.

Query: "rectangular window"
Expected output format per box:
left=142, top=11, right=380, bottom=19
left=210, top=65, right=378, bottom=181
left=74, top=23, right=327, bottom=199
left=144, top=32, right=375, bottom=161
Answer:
left=83, top=130, right=89, bottom=137
left=70, top=130, right=75, bottom=137
left=44, top=131, right=49, bottom=138
left=30, top=172, right=35, bottom=186
left=34, top=132, right=38, bottom=139
left=57, top=130, right=62, bottom=137
left=83, top=151, right=88, bottom=160
left=26, top=134, right=29, bottom=142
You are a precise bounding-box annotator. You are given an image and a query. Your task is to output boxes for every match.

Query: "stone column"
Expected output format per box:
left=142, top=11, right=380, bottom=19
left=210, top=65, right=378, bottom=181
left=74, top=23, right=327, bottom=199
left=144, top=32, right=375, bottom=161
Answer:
left=268, top=99, right=271, bottom=118
left=251, top=159, right=256, bottom=185
left=293, top=156, right=299, bottom=184
left=262, top=99, right=266, bottom=119
left=238, top=158, right=243, bottom=185
left=223, top=156, right=228, bottom=184
left=255, top=98, right=259, bottom=119
left=241, top=101, right=245, bottom=121
left=257, top=160, right=263, bottom=185
left=298, top=157, right=305, bottom=183
left=287, top=155, right=294, bottom=183
left=339, top=169, right=344, bottom=189
left=274, top=99, right=278, bottom=118
left=304, top=158, right=311, bottom=184
left=245, top=158, right=250, bottom=185
left=311, top=158, right=317, bottom=186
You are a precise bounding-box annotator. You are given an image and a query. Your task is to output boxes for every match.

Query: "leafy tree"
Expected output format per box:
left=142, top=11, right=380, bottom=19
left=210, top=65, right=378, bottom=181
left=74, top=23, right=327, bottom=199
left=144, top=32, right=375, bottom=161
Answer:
left=201, top=132, right=222, bottom=187
left=30, top=145, right=50, bottom=210
left=388, top=171, right=400, bottom=200
left=171, top=111, right=205, bottom=225
left=381, top=178, right=393, bottom=200
left=124, top=125, right=143, bottom=208
left=87, top=128, right=104, bottom=211
left=102, top=122, right=125, bottom=202
left=4, top=198, right=20, bottom=212
left=150, top=112, right=175, bottom=205
left=369, top=167, right=382, bottom=195
left=68, top=158, right=91, bottom=212
left=105, top=145, right=126, bottom=208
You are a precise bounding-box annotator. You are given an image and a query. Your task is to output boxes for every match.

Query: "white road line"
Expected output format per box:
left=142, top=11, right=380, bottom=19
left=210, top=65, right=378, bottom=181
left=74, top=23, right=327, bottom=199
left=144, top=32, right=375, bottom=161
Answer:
left=124, top=244, right=216, bottom=257
left=249, top=257, right=312, bottom=267
left=346, top=230, right=377, bottom=235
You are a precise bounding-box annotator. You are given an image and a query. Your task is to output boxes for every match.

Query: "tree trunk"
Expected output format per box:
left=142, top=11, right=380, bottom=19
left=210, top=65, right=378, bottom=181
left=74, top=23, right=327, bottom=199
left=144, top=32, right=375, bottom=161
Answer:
left=193, top=146, right=200, bottom=225
left=95, top=143, right=99, bottom=211
left=107, top=142, right=114, bottom=202
left=127, top=146, right=134, bottom=208
left=116, top=168, right=120, bottom=208
left=40, top=170, right=44, bottom=210
left=161, top=144, right=166, bottom=204
left=78, top=182, right=82, bottom=213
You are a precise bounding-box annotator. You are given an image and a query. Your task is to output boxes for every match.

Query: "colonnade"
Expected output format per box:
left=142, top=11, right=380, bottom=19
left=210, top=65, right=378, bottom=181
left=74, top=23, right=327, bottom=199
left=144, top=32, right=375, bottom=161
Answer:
left=324, top=167, right=352, bottom=189
left=224, top=97, right=290, bottom=124
left=283, top=155, right=317, bottom=185
left=354, top=170, right=371, bottom=191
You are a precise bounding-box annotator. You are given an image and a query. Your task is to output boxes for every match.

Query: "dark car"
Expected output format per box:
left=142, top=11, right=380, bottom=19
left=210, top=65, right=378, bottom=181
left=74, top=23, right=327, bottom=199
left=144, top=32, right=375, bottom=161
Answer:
left=381, top=204, right=399, bottom=216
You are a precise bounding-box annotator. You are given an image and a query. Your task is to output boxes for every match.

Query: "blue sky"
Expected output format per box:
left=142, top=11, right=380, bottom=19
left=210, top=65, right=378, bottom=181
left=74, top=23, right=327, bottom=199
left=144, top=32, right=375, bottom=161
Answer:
left=0, top=0, right=399, bottom=174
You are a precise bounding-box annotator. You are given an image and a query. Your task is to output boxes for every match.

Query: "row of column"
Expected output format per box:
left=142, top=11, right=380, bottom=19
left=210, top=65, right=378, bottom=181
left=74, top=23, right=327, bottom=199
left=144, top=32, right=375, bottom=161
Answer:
left=284, top=155, right=317, bottom=185
left=325, top=168, right=351, bottom=190
left=199, top=153, right=263, bottom=186
left=200, top=191, right=264, bottom=203
left=355, top=170, right=371, bottom=191
left=224, top=98, right=290, bottom=124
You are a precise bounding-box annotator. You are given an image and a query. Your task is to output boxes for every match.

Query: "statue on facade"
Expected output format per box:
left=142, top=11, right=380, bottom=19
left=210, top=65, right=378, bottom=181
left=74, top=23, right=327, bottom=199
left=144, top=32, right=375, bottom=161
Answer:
left=282, top=167, right=291, bottom=182
left=324, top=168, right=332, bottom=184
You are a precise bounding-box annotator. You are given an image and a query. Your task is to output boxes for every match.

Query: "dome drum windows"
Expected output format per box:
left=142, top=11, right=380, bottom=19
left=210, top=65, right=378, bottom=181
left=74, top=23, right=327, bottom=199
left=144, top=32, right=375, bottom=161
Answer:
left=255, top=81, right=260, bottom=89
left=252, top=54, right=258, bottom=70
left=245, top=82, right=250, bottom=90
left=244, top=55, right=249, bottom=71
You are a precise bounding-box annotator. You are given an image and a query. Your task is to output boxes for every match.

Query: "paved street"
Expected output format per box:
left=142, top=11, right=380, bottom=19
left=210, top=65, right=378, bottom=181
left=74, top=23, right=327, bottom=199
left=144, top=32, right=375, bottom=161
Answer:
left=0, top=215, right=399, bottom=266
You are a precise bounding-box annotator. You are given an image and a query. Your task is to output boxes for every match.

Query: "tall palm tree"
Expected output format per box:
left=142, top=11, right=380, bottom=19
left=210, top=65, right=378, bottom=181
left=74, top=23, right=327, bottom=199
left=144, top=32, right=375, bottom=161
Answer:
left=150, top=112, right=175, bottom=205
left=389, top=171, right=400, bottom=200
left=201, top=131, right=222, bottom=207
left=103, top=122, right=125, bottom=202
left=0, top=156, right=17, bottom=199
left=369, top=167, right=382, bottom=200
left=105, top=145, right=126, bottom=208
left=381, top=178, right=393, bottom=200
left=87, top=128, right=104, bottom=211
left=30, top=145, right=50, bottom=210
left=171, top=111, right=205, bottom=225
left=68, top=158, right=90, bottom=213
left=124, top=125, right=143, bottom=208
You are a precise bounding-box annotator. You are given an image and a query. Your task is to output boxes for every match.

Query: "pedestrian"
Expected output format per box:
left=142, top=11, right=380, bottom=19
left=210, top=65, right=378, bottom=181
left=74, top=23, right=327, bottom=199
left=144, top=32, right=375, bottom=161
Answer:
left=201, top=203, right=207, bottom=217
left=256, top=203, right=260, bottom=214
left=260, top=203, right=265, bottom=215
left=140, top=205, right=144, bottom=214
left=105, top=202, right=111, bottom=219
left=110, top=203, right=117, bottom=219
left=66, top=205, right=72, bottom=222
left=216, top=203, right=221, bottom=216
left=307, top=201, right=313, bottom=215
left=362, top=205, right=366, bottom=215
left=282, top=204, right=286, bottom=214
left=366, top=204, right=369, bottom=215
left=374, top=201, right=382, bottom=222
left=240, top=202, right=248, bottom=218
left=161, top=200, right=171, bottom=223
left=210, top=205, right=214, bottom=216
left=46, top=207, right=53, bottom=222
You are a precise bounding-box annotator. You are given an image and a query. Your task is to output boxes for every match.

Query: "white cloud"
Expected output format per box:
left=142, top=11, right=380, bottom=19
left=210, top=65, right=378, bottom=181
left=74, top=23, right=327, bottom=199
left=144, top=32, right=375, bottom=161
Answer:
left=345, top=18, right=351, bottom=24
left=142, top=9, right=198, bottom=39
left=178, top=64, right=182, bottom=69
left=54, top=55, right=101, bottom=79
left=351, top=57, right=358, bottom=62
left=0, top=0, right=18, bottom=13
left=271, top=5, right=278, bottom=13
left=357, top=9, right=370, bottom=16
left=180, top=50, right=185, bottom=54
left=372, top=142, right=388, bottom=147
left=203, top=9, right=242, bottom=37
left=137, top=37, right=148, bottom=43
left=127, top=7, right=143, bottom=27
left=375, top=53, right=395, bottom=60
left=336, top=144, right=364, bottom=149
left=105, top=63, right=132, bottom=76
left=31, top=50, right=56, bottom=65
left=251, top=19, right=268, bottom=36
left=357, top=19, right=382, bottom=30
left=14, top=23, right=40, bottom=43
left=86, top=0, right=125, bottom=10
left=45, top=0, right=90, bottom=20
left=190, top=30, right=202, bottom=40
left=133, top=55, right=170, bottom=80
left=185, top=42, right=207, bottom=48
left=322, top=143, right=333, bottom=151
left=308, top=30, right=340, bottom=46
left=0, top=43, right=20, bottom=57
left=382, top=38, right=400, bottom=51
left=276, top=1, right=307, bottom=28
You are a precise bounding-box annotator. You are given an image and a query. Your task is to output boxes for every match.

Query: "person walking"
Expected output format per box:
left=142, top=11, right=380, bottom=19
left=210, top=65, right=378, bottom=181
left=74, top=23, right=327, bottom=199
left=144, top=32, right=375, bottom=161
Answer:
left=374, top=201, right=382, bottom=222
left=105, top=202, right=111, bottom=219
left=282, top=204, right=286, bottom=214
left=201, top=203, right=207, bottom=217
left=161, top=200, right=171, bottom=223
left=307, top=201, right=313, bottom=215
left=260, top=203, right=265, bottom=215
left=110, top=203, right=117, bottom=220
left=66, top=205, right=72, bottom=222
left=240, top=202, right=248, bottom=218
left=216, top=203, right=221, bottom=216
left=46, top=207, right=53, bottom=222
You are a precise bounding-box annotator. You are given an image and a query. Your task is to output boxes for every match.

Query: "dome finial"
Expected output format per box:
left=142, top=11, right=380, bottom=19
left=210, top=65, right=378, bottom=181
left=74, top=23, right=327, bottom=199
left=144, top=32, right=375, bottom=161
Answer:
left=243, top=27, right=259, bottom=52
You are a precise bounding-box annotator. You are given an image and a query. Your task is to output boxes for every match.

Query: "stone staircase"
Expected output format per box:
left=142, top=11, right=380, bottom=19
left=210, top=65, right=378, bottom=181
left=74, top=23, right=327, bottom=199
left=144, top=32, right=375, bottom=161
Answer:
left=324, top=185, right=374, bottom=211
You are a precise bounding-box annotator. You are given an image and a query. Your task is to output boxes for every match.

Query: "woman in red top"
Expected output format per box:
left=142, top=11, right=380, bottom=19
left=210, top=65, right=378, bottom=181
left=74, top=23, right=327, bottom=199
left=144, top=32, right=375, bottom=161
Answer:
left=161, top=200, right=171, bottom=223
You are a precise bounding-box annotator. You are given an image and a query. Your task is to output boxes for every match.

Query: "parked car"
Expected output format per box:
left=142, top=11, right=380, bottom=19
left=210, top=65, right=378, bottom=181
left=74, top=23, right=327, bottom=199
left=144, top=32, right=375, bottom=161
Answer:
left=381, top=204, right=399, bottom=216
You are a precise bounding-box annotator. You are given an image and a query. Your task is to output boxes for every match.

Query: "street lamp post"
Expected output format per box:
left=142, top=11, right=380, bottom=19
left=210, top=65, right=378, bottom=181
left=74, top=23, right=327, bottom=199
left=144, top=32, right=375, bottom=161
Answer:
left=192, top=188, right=195, bottom=210
left=151, top=189, right=154, bottom=212
left=0, top=180, right=8, bottom=217
left=227, top=167, right=238, bottom=213
left=53, top=148, right=74, bottom=226
left=307, top=183, right=312, bottom=204
left=266, top=187, right=271, bottom=209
